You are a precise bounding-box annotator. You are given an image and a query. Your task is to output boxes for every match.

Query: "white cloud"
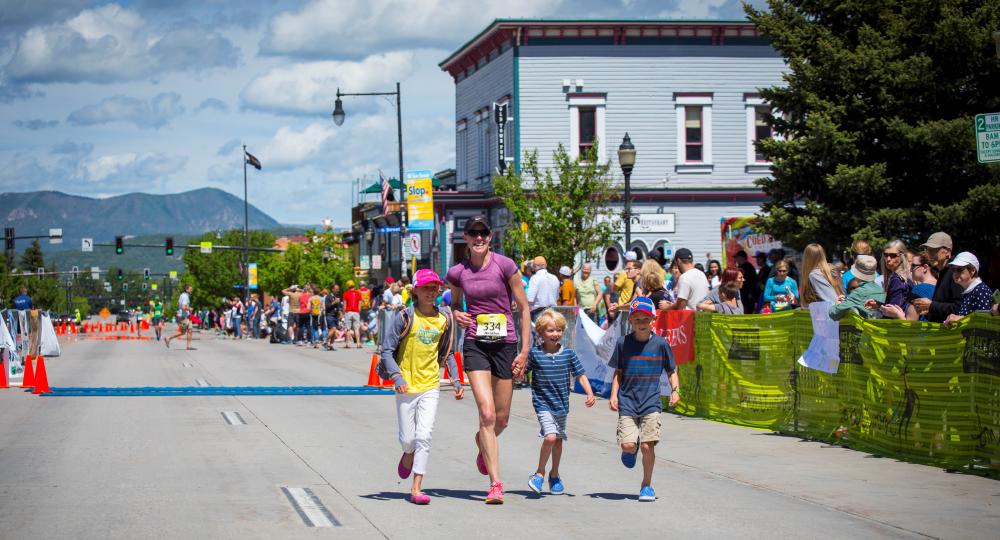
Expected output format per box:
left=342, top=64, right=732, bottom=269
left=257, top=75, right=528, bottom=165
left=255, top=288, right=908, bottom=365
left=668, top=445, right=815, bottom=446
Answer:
left=67, top=92, right=185, bottom=129
left=196, top=98, right=228, bottom=113
left=13, top=118, right=59, bottom=130
left=240, top=52, right=415, bottom=115
left=658, top=0, right=735, bottom=19
left=261, top=122, right=336, bottom=168
left=261, top=0, right=563, bottom=57
left=5, top=4, right=240, bottom=84
left=83, top=151, right=185, bottom=182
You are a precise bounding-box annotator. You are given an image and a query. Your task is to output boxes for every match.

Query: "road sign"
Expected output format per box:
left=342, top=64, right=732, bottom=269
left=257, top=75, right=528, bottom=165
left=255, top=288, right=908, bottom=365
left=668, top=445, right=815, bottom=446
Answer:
left=82, top=238, right=93, bottom=252
left=169, top=270, right=178, bottom=280
left=976, top=112, right=1000, bottom=163
left=372, top=255, right=382, bottom=270
left=200, top=241, right=213, bottom=254
left=360, top=255, right=370, bottom=270
left=49, top=228, right=62, bottom=244
left=151, top=283, right=158, bottom=291
left=91, top=266, right=100, bottom=279
left=409, top=233, right=421, bottom=255
left=377, top=226, right=401, bottom=233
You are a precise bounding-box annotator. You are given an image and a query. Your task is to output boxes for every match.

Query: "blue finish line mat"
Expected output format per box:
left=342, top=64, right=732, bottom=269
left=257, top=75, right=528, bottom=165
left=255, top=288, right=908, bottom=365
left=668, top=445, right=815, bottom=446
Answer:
left=43, top=386, right=394, bottom=396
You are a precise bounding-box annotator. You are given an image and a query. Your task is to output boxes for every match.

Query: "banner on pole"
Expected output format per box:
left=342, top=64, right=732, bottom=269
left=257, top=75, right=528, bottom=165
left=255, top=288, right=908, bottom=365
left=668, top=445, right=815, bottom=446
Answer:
left=248, top=263, right=258, bottom=290
left=404, top=170, right=434, bottom=231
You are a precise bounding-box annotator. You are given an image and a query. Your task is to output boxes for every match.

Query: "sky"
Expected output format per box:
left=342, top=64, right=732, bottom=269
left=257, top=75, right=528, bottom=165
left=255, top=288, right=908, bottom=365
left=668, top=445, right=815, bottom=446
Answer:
left=0, top=0, right=762, bottom=227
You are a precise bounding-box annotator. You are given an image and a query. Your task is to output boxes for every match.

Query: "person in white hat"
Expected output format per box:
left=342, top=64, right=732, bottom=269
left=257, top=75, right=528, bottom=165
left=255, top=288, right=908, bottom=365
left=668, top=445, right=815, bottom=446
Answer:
left=829, top=255, right=885, bottom=320
left=557, top=266, right=576, bottom=306
left=943, top=252, right=994, bottom=327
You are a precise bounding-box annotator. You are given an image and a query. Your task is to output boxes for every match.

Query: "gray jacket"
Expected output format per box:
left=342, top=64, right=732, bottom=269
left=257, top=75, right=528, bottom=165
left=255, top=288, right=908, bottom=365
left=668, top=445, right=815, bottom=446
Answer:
left=378, top=306, right=461, bottom=391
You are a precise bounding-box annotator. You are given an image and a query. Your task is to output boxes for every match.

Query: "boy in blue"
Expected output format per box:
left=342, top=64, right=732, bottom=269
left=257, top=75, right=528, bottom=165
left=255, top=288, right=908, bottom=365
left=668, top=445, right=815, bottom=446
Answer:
left=525, top=309, right=596, bottom=495
left=609, top=296, right=680, bottom=502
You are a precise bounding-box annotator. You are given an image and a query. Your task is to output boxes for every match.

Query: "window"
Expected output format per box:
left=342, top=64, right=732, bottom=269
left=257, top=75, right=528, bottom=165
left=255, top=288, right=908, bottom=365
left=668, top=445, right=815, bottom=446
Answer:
left=456, top=120, right=467, bottom=187
left=578, top=107, right=596, bottom=157
left=684, top=107, right=703, bottom=162
left=603, top=247, right=620, bottom=272
left=754, top=106, right=772, bottom=161
left=568, top=93, right=607, bottom=162
left=675, top=93, right=713, bottom=173
left=745, top=95, right=777, bottom=172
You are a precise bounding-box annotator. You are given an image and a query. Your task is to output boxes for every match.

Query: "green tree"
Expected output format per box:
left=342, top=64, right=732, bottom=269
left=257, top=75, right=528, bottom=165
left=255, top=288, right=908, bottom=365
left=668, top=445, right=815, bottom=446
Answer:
left=747, top=0, right=1000, bottom=256
left=494, top=144, right=619, bottom=269
left=258, top=229, right=355, bottom=296
left=181, top=230, right=278, bottom=308
left=19, top=239, right=45, bottom=271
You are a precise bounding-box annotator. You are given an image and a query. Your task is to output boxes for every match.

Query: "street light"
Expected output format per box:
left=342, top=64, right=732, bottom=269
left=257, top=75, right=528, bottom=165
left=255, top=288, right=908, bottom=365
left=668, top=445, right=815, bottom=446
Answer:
left=618, top=133, right=637, bottom=254
left=333, top=82, right=406, bottom=277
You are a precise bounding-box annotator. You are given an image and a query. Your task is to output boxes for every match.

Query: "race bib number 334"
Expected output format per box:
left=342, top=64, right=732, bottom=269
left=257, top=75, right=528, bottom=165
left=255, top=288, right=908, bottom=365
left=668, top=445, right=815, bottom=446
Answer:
left=475, top=313, right=507, bottom=341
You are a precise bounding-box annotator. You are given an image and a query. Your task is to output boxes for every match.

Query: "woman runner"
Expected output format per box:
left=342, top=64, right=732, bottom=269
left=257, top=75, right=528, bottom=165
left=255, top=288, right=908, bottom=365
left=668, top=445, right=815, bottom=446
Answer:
left=447, top=216, right=532, bottom=504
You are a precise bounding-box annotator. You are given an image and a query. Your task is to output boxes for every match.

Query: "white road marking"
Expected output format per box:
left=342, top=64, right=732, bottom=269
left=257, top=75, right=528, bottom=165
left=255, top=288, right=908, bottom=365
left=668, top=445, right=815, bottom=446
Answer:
left=221, top=411, right=246, bottom=425
left=195, top=378, right=209, bottom=387
left=280, top=487, right=339, bottom=527
left=182, top=362, right=193, bottom=368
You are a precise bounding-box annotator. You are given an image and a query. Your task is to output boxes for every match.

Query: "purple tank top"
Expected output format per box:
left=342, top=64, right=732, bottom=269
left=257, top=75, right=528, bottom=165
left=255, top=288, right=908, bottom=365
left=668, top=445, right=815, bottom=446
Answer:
left=446, top=253, right=519, bottom=343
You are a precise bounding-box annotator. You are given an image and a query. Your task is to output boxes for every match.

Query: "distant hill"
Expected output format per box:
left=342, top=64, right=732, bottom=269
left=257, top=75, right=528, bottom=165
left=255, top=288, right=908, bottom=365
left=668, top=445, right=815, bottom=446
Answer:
left=0, top=188, right=282, bottom=253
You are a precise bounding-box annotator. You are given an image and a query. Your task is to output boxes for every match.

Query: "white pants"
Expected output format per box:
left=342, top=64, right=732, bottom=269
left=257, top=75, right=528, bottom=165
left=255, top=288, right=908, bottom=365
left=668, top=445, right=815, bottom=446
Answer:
left=395, top=388, right=440, bottom=476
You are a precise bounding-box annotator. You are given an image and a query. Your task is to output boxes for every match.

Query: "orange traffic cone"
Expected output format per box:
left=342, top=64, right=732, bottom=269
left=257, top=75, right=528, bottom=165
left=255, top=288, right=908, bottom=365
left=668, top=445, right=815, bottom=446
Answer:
left=31, top=357, right=50, bottom=394
left=21, top=355, right=35, bottom=388
left=365, top=355, right=382, bottom=387
left=70, top=323, right=77, bottom=334
left=454, top=351, right=466, bottom=385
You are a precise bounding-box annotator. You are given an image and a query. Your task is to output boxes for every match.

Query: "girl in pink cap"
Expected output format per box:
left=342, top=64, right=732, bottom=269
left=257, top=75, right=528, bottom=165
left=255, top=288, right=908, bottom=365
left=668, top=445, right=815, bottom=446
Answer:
left=378, top=268, right=465, bottom=505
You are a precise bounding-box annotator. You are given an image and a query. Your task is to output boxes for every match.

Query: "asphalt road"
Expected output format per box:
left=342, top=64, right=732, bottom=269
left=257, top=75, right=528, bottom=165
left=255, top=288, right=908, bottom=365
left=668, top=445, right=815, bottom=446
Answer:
left=0, top=325, right=997, bottom=539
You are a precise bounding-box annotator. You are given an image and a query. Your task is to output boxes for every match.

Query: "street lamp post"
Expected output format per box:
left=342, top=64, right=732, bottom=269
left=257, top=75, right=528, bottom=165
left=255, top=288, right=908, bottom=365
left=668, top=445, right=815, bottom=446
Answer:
left=617, top=133, right=637, bottom=254
left=333, top=83, right=405, bottom=278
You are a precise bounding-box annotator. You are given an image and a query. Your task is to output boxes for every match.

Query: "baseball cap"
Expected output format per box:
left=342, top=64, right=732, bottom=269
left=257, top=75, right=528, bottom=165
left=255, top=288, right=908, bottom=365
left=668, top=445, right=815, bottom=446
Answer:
left=413, top=268, right=444, bottom=288
left=558, top=265, right=572, bottom=277
left=463, top=216, right=491, bottom=234
left=920, top=232, right=953, bottom=250
left=385, top=276, right=395, bottom=284
left=623, top=250, right=638, bottom=261
left=346, top=280, right=355, bottom=287
left=948, top=251, right=979, bottom=272
left=674, top=248, right=693, bottom=261
left=629, top=296, right=656, bottom=318
left=851, top=255, right=878, bottom=282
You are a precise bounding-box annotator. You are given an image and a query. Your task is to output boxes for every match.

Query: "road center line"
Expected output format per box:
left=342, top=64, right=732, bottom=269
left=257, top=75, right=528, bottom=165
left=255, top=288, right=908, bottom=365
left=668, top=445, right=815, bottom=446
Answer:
left=280, top=487, right=340, bottom=527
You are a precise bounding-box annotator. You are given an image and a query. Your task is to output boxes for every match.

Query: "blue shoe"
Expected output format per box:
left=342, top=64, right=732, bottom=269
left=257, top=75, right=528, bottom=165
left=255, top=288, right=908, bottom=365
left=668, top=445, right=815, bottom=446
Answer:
left=638, top=485, right=655, bottom=502
left=621, top=450, right=637, bottom=469
left=548, top=476, right=565, bottom=495
left=527, top=473, right=544, bottom=494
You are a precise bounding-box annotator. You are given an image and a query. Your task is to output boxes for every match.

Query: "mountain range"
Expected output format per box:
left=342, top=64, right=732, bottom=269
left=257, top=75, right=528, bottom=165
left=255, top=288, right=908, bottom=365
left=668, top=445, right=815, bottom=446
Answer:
left=1, top=188, right=281, bottom=251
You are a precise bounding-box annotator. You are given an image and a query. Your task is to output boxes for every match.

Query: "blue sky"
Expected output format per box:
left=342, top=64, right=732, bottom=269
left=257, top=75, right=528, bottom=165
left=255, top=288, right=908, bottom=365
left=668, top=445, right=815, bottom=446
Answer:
left=0, top=0, right=761, bottom=226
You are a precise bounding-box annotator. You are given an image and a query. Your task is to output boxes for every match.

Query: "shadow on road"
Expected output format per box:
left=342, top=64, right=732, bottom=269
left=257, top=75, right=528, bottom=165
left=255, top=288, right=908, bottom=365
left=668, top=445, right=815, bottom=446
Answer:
left=586, top=492, right=634, bottom=501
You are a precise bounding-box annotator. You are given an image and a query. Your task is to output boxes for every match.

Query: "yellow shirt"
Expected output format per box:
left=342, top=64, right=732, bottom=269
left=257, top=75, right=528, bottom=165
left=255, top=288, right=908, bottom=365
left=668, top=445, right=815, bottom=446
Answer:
left=398, top=311, right=447, bottom=393
left=615, top=271, right=635, bottom=306
left=559, top=279, right=577, bottom=306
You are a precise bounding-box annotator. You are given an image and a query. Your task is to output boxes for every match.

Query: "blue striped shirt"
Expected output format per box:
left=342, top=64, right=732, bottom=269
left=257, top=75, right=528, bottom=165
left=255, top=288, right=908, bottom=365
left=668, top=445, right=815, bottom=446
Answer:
left=609, top=333, right=676, bottom=417
left=528, top=346, right=586, bottom=416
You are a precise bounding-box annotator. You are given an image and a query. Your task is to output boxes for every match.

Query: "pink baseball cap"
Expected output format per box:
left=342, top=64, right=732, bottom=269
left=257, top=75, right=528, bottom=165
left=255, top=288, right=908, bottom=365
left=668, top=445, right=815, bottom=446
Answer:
left=413, top=269, right=444, bottom=288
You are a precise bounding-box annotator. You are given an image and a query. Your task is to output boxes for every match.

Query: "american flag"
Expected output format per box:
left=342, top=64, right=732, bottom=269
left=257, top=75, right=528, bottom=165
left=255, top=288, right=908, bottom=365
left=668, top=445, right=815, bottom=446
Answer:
left=379, top=171, right=391, bottom=216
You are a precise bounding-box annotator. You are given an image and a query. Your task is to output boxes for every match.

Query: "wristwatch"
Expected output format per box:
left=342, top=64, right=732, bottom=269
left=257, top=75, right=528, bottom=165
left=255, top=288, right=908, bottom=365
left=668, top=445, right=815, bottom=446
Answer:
left=671, top=387, right=681, bottom=395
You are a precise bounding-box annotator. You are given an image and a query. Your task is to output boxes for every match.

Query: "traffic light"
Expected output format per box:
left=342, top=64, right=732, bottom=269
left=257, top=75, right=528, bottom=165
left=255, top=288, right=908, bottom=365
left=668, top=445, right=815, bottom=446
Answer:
left=165, top=237, right=174, bottom=256
left=143, top=268, right=150, bottom=280
left=71, top=265, right=79, bottom=279
left=3, top=228, right=13, bottom=251
left=116, top=269, right=123, bottom=281
left=115, top=236, right=124, bottom=255
left=123, top=283, right=128, bottom=291
left=142, top=283, right=147, bottom=291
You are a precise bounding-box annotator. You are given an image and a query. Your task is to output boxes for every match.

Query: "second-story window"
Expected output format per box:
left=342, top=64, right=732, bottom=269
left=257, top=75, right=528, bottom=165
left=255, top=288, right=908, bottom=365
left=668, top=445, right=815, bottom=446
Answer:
left=579, top=106, right=596, bottom=158
left=674, top=93, right=713, bottom=173
left=684, top=106, right=703, bottom=162
left=753, top=106, right=772, bottom=162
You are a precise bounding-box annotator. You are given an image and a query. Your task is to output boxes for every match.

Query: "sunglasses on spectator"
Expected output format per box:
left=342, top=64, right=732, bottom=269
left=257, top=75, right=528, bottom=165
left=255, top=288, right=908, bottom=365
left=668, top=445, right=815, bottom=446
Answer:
left=466, top=229, right=490, bottom=238
left=883, top=252, right=900, bottom=258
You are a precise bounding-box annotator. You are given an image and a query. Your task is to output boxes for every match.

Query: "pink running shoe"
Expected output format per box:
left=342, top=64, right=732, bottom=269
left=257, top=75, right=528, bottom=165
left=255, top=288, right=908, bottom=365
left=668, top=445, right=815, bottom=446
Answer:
left=409, top=493, right=431, bottom=505
left=474, top=433, right=487, bottom=475
left=485, top=481, right=504, bottom=504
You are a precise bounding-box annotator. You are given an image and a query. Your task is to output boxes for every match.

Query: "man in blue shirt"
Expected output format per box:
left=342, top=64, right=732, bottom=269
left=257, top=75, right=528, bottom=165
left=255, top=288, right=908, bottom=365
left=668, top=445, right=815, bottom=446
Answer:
left=610, top=296, right=680, bottom=502
left=13, top=287, right=32, bottom=310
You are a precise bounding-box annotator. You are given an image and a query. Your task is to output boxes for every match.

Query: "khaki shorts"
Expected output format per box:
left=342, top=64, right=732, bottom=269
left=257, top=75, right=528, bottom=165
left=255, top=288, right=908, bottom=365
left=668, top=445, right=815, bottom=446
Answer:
left=179, top=318, right=192, bottom=332
left=617, top=412, right=661, bottom=445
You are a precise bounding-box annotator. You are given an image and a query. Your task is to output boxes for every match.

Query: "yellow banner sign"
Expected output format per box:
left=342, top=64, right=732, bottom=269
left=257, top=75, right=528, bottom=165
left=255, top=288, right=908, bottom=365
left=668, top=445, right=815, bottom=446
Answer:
left=404, top=170, right=434, bottom=231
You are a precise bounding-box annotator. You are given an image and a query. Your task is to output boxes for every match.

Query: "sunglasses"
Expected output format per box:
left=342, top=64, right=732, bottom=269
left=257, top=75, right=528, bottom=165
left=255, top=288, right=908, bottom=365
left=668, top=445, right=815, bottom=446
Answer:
left=883, top=252, right=900, bottom=258
left=466, top=229, right=490, bottom=238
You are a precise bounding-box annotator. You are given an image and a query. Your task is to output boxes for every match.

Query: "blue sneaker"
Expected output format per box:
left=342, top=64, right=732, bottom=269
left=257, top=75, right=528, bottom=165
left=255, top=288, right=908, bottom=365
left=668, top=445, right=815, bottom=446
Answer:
left=527, top=473, right=544, bottom=494
left=638, top=485, right=656, bottom=502
left=621, top=450, right=637, bottom=469
left=549, top=476, right=565, bottom=495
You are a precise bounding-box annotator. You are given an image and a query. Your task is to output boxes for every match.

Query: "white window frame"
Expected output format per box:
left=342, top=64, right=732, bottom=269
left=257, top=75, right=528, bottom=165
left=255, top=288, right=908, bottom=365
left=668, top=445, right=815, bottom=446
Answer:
left=568, top=94, right=606, bottom=163
left=675, top=94, right=713, bottom=174
left=745, top=95, right=775, bottom=174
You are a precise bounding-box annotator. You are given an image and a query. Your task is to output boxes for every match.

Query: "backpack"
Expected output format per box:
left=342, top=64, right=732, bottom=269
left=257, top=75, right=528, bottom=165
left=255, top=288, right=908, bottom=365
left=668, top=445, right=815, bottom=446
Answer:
left=310, top=296, right=322, bottom=316
left=376, top=306, right=454, bottom=380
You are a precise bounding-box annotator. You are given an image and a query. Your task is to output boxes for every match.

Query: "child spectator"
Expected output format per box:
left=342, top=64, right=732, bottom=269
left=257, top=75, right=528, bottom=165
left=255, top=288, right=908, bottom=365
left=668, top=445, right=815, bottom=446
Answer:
left=831, top=255, right=885, bottom=320
left=525, top=309, right=595, bottom=495
left=609, top=296, right=680, bottom=502
left=378, top=269, right=464, bottom=505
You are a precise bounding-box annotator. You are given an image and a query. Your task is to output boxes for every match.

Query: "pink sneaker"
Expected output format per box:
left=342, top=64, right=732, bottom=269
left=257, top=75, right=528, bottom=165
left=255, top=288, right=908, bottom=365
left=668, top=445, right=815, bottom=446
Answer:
left=409, top=493, right=431, bottom=505
left=485, top=481, right=504, bottom=504
left=474, top=433, right=487, bottom=475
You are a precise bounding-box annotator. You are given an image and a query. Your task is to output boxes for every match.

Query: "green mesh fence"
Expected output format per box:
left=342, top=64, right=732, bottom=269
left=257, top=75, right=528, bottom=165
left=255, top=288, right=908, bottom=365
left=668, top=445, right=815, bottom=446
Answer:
left=669, top=311, right=1000, bottom=474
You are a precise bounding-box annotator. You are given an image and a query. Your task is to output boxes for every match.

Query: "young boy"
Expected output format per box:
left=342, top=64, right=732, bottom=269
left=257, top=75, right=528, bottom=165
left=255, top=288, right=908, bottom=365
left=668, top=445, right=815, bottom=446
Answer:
left=526, top=309, right=596, bottom=495
left=609, top=296, right=680, bottom=502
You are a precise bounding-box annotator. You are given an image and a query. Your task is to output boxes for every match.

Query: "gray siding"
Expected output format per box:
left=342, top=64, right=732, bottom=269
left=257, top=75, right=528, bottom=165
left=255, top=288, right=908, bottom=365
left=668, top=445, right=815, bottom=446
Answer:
left=454, top=48, right=514, bottom=191
left=518, top=45, right=787, bottom=189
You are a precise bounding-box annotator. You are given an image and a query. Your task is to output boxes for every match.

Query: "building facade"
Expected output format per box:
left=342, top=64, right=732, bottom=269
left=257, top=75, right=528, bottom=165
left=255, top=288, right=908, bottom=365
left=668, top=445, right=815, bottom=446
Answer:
left=440, top=19, right=787, bottom=274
